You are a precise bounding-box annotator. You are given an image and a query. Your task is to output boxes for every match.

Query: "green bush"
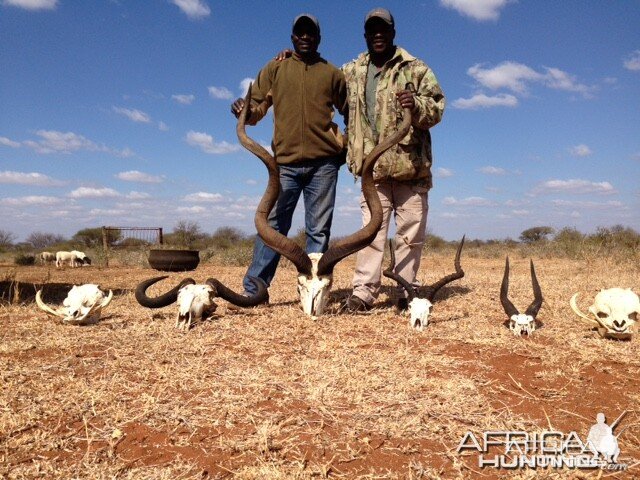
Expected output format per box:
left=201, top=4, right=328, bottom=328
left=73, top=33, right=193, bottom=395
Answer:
left=14, top=254, right=35, bottom=266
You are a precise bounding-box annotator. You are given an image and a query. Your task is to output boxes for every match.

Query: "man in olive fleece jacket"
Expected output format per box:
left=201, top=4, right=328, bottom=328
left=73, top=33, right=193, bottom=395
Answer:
left=231, top=14, right=347, bottom=296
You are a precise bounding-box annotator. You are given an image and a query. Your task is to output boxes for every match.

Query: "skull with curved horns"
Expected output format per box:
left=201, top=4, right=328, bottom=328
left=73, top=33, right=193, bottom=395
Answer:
left=36, top=284, right=113, bottom=325
left=571, top=288, right=639, bottom=340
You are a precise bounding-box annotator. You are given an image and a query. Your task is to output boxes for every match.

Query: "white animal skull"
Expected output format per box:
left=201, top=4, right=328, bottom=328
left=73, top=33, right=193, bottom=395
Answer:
left=571, top=288, right=640, bottom=339
left=408, top=298, right=433, bottom=331
left=297, top=253, right=333, bottom=320
left=175, top=283, right=217, bottom=331
left=509, top=314, right=536, bottom=336
left=36, top=284, right=113, bottom=325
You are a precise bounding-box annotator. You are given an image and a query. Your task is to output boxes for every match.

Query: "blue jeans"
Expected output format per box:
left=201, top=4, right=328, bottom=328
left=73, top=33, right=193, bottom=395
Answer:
left=243, top=155, right=342, bottom=294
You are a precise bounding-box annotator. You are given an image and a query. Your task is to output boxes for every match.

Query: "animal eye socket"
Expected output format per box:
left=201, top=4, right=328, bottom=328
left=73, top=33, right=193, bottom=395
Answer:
left=597, top=312, right=609, bottom=319
left=629, top=312, right=638, bottom=322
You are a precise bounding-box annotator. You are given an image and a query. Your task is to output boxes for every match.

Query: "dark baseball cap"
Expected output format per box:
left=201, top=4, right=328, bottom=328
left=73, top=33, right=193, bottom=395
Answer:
left=364, top=7, right=394, bottom=27
left=293, top=13, right=320, bottom=34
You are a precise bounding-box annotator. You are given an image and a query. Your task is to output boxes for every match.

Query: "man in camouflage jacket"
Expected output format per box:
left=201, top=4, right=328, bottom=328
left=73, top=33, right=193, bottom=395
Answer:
left=345, top=8, right=446, bottom=312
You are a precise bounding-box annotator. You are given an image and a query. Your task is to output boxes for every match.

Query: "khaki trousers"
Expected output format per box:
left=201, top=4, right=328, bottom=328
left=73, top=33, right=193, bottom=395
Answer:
left=352, top=180, right=429, bottom=305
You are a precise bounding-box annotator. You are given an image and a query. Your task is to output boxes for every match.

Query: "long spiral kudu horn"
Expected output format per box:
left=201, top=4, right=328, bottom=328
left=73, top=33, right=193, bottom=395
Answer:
left=237, top=82, right=413, bottom=279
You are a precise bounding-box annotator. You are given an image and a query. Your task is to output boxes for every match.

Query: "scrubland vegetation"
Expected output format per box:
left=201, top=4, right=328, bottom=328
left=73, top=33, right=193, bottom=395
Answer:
left=1, top=222, right=638, bottom=268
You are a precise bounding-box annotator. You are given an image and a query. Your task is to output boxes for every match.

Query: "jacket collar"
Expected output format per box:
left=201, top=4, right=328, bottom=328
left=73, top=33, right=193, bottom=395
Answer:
left=292, top=51, right=322, bottom=65
left=356, top=46, right=415, bottom=68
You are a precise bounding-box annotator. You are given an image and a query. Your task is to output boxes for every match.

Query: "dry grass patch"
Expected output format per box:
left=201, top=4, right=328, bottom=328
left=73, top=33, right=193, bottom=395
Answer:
left=1, top=254, right=639, bottom=479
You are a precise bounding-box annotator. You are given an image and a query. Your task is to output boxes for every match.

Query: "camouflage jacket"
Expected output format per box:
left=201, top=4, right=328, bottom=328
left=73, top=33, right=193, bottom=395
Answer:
left=342, top=46, right=445, bottom=188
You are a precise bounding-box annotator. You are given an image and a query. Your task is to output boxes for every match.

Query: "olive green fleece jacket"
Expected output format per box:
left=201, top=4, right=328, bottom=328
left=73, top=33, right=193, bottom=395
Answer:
left=246, top=52, right=348, bottom=165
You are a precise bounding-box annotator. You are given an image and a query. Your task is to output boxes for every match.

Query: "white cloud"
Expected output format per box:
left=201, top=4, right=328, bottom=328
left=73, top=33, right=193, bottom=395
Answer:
left=172, top=94, right=195, bottom=105
left=504, top=199, right=529, bottom=207
left=185, top=131, right=240, bottom=154
left=126, top=191, right=151, bottom=200
left=23, top=130, right=98, bottom=154
left=467, top=62, right=594, bottom=98
left=158, top=121, right=169, bottom=131
left=182, top=192, right=223, bottom=203
left=452, top=93, right=518, bottom=109
left=543, top=66, right=594, bottom=97
left=623, top=50, right=640, bottom=71
left=0, top=170, right=64, bottom=186
left=223, top=211, right=245, bottom=219
left=171, top=0, right=210, bottom=19
left=440, top=212, right=472, bottom=218
left=68, top=187, right=121, bottom=198
left=434, top=167, right=454, bottom=178
left=468, top=62, right=543, bottom=94
left=0, top=136, right=20, bottom=148
left=511, top=209, right=530, bottom=216
left=230, top=195, right=259, bottom=210
left=2, top=0, right=57, bottom=10
left=568, top=144, right=592, bottom=157
left=443, top=196, right=495, bottom=206
left=114, top=147, right=135, bottom=158
left=336, top=203, right=361, bottom=215
left=176, top=206, right=208, bottom=213
left=245, top=179, right=258, bottom=185
left=532, top=179, right=616, bottom=196
left=208, top=86, right=234, bottom=100
left=240, top=78, right=254, bottom=96
left=0, top=195, right=62, bottom=206
left=89, top=208, right=126, bottom=216
left=551, top=199, right=624, bottom=208
left=439, top=0, right=512, bottom=21
left=113, top=106, right=152, bottom=123
left=478, top=166, right=506, bottom=175
left=116, top=170, right=164, bottom=183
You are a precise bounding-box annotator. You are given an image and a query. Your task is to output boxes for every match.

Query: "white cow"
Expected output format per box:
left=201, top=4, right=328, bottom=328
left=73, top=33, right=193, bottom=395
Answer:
left=70, top=250, right=91, bottom=266
left=56, top=251, right=81, bottom=268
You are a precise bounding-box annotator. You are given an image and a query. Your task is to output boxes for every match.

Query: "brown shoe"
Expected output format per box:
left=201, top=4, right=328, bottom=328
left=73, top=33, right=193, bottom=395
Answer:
left=345, top=295, right=371, bottom=312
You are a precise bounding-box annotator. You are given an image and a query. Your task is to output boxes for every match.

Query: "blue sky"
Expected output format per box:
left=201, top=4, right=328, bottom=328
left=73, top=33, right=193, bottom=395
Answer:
left=1, top=0, right=639, bottom=242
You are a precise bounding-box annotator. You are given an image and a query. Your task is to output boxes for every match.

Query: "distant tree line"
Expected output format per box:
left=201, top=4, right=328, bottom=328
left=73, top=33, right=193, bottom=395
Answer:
left=1, top=223, right=639, bottom=260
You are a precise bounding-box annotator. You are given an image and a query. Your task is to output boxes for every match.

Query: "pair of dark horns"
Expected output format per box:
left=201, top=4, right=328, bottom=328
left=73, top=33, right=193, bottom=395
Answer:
left=500, top=257, right=543, bottom=318
left=134, top=276, right=267, bottom=309
left=383, top=236, right=465, bottom=302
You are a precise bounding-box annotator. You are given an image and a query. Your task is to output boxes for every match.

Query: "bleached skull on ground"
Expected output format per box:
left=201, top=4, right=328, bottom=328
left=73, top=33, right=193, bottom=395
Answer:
left=509, top=314, right=536, bottom=336
left=297, top=253, right=332, bottom=320
left=571, top=288, right=640, bottom=339
left=36, top=284, right=113, bottom=325
left=175, top=283, right=217, bottom=331
left=406, top=298, right=433, bottom=332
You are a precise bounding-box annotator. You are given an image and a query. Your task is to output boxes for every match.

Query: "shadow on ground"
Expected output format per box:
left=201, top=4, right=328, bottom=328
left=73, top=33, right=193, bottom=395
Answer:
left=0, top=280, right=128, bottom=305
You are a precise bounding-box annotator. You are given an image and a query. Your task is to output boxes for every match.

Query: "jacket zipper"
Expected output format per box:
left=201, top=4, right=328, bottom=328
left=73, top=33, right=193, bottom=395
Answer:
left=302, top=62, right=307, bottom=161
